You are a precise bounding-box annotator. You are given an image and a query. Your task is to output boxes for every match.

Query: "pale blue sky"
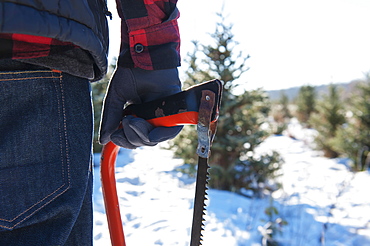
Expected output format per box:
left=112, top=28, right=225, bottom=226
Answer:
left=108, top=0, right=370, bottom=90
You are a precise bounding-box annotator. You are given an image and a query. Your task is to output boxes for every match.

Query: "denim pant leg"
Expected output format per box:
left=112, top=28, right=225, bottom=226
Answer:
left=0, top=69, right=94, bottom=246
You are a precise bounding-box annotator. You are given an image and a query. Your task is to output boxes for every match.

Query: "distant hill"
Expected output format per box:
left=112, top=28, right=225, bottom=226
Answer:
left=266, top=81, right=361, bottom=102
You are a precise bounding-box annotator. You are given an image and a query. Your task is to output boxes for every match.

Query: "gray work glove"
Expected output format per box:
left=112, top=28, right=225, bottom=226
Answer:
left=99, top=67, right=183, bottom=149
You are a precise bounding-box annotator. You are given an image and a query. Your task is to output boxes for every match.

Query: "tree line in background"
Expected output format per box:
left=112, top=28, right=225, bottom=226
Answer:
left=274, top=74, right=370, bottom=172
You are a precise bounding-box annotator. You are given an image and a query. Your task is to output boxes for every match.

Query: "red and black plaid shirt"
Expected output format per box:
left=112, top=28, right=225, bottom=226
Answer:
left=117, top=0, right=180, bottom=70
left=0, top=0, right=180, bottom=71
left=0, top=33, right=77, bottom=59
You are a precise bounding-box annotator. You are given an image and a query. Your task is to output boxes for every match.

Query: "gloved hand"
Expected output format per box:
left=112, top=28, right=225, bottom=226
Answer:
left=99, top=67, right=183, bottom=149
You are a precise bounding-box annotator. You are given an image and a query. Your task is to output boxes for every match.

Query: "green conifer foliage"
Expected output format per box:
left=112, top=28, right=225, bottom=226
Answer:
left=171, top=14, right=282, bottom=195
left=309, top=85, right=346, bottom=158
left=295, top=85, right=316, bottom=125
left=331, top=73, right=370, bottom=170
left=270, top=92, right=291, bottom=135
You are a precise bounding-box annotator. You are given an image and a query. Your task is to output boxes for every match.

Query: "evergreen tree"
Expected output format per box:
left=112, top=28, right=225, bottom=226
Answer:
left=279, top=91, right=291, bottom=119
left=270, top=91, right=291, bottom=135
left=171, top=13, right=283, bottom=196
left=331, top=73, right=370, bottom=170
left=295, top=85, right=316, bottom=125
left=309, top=84, right=346, bottom=158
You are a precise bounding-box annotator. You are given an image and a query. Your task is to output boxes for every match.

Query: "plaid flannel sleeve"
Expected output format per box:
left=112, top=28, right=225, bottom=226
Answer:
left=0, top=33, right=77, bottom=59
left=115, top=0, right=180, bottom=70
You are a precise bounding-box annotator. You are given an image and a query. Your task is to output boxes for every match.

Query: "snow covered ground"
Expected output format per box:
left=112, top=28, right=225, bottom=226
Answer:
left=93, top=128, right=370, bottom=245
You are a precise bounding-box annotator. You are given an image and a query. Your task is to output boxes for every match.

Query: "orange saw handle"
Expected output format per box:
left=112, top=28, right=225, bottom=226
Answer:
left=101, top=142, right=123, bottom=246
left=100, top=80, right=222, bottom=246
left=122, top=79, right=222, bottom=127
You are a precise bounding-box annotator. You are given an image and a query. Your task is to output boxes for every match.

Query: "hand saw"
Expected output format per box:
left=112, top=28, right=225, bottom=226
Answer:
left=100, top=79, right=222, bottom=246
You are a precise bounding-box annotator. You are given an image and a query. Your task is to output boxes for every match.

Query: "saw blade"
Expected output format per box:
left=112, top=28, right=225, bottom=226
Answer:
left=190, top=87, right=221, bottom=245
left=190, top=157, right=210, bottom=246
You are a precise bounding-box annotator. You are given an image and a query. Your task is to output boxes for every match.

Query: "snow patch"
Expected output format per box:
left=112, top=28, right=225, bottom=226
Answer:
left=93, top=136, right=370, bottom=245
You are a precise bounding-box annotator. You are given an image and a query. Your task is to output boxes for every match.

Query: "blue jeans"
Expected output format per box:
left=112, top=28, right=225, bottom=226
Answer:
left=0, top=65, right=94, bottom=245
